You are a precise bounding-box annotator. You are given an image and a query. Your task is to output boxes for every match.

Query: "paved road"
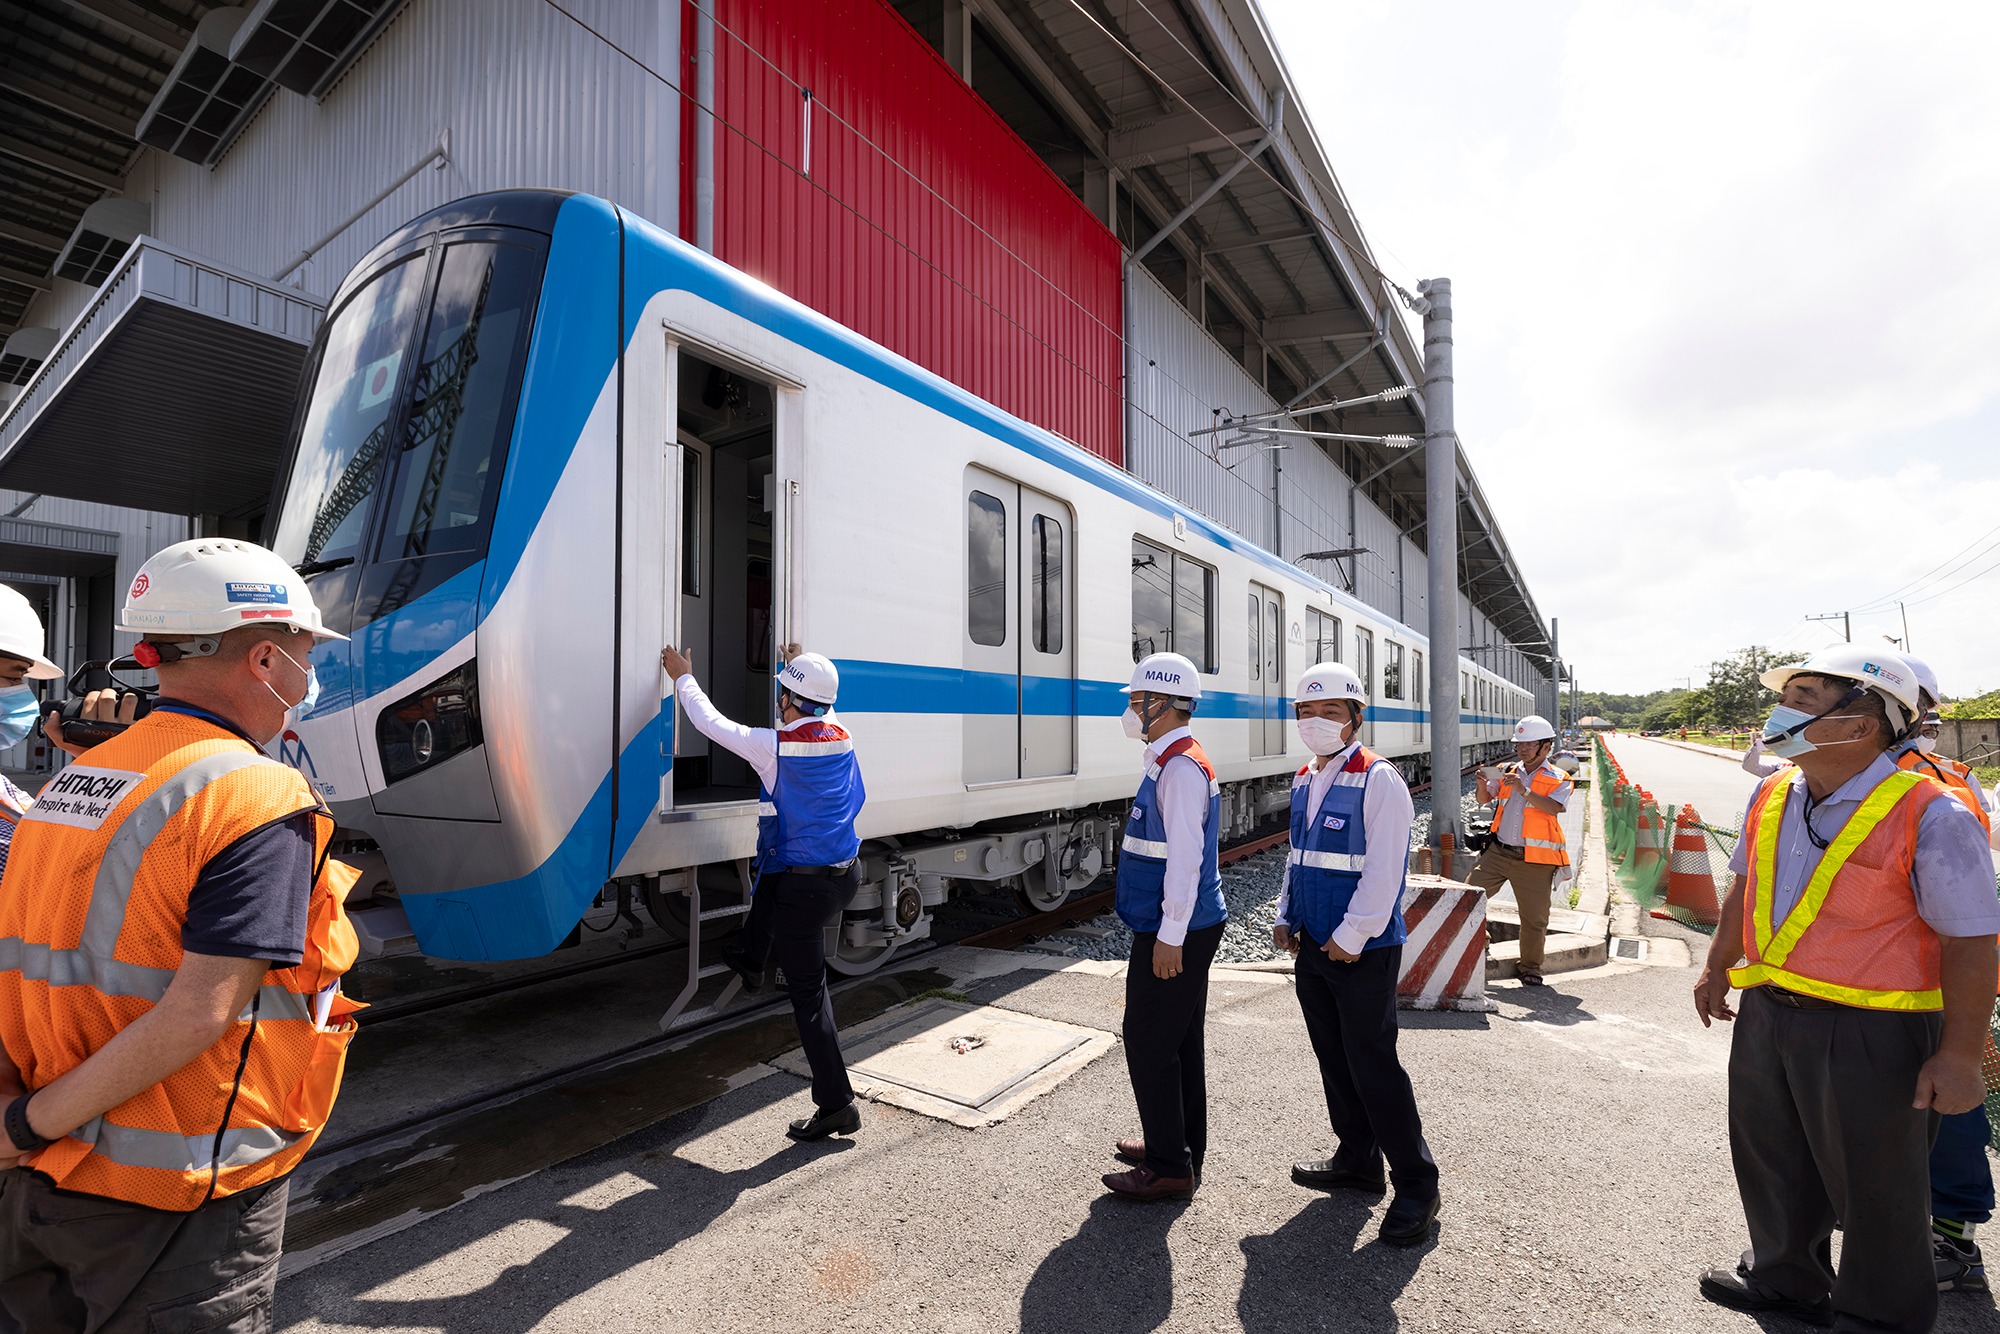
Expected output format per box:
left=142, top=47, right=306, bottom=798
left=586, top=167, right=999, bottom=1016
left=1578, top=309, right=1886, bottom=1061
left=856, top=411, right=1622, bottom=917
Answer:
left=1600, top=735, right=1759, bottom=831
left=272, top=937, right=2000, bottom=1333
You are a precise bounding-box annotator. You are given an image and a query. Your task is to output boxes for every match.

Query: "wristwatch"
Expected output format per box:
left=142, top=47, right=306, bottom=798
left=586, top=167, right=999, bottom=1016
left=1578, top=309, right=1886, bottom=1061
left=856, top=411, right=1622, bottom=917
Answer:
left=4, top=1093, right=48, bottom=1152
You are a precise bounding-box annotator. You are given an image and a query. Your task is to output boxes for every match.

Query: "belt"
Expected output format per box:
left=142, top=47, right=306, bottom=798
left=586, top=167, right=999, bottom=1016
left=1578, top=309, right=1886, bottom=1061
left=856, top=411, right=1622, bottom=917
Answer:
left=771, top=861, right=856, bottom=878
left=1761, top=985, right=1841, bottom=1011
left=1492, top=840, right=1526, bottom=858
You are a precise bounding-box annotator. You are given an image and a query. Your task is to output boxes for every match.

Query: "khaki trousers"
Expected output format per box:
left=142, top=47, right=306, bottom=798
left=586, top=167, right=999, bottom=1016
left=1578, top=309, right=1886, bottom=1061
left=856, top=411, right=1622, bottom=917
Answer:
left=1468, top=845, right=1558, bottom=974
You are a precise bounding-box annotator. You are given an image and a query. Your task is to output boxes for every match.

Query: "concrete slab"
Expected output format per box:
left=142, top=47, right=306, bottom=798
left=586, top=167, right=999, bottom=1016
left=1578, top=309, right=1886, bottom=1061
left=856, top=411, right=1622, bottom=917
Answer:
left=772, top=999, right=1115, bottom=1128
left=1485, top=932, right=1608, bottom=978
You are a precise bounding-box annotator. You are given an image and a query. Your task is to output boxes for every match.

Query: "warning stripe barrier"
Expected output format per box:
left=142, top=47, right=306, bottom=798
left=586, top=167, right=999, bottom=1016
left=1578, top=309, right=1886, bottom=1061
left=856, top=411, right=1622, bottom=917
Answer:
left=1396, top=876, right=1497, bottom=1013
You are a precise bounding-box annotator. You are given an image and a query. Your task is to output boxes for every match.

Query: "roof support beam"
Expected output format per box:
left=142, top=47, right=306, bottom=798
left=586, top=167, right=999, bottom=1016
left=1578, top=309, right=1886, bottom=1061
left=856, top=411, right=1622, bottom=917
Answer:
left=1129, top=91, right=1283, bottom=268
left=0, top=218, right=69, bottom=254
left=0, top=135, right=121, bottom=192
left=1262, top=307, right=1378, bottom=344
left=52, top=0, right=190, bottom=54
left=0, top=68, right=141, bottom=140
left=1200, top=228, right=1319, bottom=259
left=965, top=0, right=1109, bottom=160
left=0, top=264, right=52, bottom=294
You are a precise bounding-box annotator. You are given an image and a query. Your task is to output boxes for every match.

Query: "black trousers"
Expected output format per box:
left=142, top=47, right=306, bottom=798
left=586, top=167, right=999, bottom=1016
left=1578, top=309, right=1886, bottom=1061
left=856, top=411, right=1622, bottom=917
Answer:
left=1123, top=922, right=1225, bottom=1178
left=0, top=1169, right=287, bottom=1334
left=740, top=866, right=862, bottom=1111
left=1293, top=937, right=1439, bottom=1195
left=1729, top=986, right=1940, bottom=1334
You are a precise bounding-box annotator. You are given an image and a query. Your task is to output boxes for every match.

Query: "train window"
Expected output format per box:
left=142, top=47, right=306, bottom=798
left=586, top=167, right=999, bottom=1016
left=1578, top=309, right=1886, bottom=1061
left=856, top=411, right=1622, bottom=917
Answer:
left=1266, top=594, right=1280, bottom=682
left=1384, top=641, right=1405, bottom=699
left=1305, top=607, right=1341, bottom=664
left=1355, top=627, right=1375, bottom=699
left=1461, top=672, right=1469, bottom=709
left=1130, top=538, right=1215, bottom=671
left=1248, top=594, right=1261, bottom=682
left=378, top=241, right=543, bottom=562
left=1030, top=513, right=1063, bottom=654
left=968, top=491, right=1007, bottom=646
left=1414, top=650, right=1425, bottom=703
left=270, top=254, right=430, bottom=568
left=681, top=449, right=701, bottom=596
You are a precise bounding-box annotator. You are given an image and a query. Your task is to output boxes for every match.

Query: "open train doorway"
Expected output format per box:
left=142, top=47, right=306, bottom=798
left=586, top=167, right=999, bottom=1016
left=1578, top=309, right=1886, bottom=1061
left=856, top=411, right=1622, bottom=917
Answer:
left=671, top=349, right=776, bottom=806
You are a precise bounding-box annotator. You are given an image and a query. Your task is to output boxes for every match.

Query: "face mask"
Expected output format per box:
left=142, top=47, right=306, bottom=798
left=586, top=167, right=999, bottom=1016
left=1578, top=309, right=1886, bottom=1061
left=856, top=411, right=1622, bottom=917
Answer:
left=0, top=684, right=39, bottom=750
left=1120, top=706, right=1146, bottom=741
left=260, top=644, right=320, bottom=740
left=1761, top=705, right=1870, bottom=760
left=1296, top=715, right=1348, bottom=757
left=1913, top=734, right=1938, bottom=755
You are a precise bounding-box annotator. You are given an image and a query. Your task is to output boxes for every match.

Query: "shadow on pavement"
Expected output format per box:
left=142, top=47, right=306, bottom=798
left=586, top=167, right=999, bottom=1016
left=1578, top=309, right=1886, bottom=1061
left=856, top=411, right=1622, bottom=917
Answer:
left=1492, top=983, right=1595, bottom=1027
left=284, top=1082, right=837, bottom=1334
left=1237, top=1193, right=1426, bottom=1332
left=1020, top=1193, right=1184, bottom=1333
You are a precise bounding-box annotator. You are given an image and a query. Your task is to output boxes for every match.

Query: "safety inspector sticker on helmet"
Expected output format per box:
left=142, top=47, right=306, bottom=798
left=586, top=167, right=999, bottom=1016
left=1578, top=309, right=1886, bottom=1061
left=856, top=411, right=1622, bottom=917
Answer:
left=25, top=767, right=147, bottom=830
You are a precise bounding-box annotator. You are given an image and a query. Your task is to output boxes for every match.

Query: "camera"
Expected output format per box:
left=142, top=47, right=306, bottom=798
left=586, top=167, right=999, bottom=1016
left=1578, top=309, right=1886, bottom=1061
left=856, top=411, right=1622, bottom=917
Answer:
left=39, top=659, right=156, bottom=750
left=1462, top=817, right=1495, bottom=854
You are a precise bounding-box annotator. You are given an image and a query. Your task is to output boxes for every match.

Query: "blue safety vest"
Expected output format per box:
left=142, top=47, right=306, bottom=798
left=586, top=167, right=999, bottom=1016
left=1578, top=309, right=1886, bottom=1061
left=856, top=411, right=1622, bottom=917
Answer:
left=1115, top=736, right=1226, bottom=934
left=1284, top=745, right=1408, bottom=951
left=756, top=720, right=865, bottom=873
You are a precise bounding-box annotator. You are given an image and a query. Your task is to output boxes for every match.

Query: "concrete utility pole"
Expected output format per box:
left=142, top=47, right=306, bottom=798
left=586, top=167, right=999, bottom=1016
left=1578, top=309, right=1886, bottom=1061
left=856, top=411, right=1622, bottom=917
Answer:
left=1420, top=277, right=1460, bottom=855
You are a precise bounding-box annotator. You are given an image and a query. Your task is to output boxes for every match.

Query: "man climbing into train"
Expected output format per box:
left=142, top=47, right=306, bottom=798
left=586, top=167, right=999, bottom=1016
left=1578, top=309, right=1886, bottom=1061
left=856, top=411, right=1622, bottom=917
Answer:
left=1104, top=652, right=1226, bottom=1201
left=0, top=538, right=362, bottom=1331
left=660, top=642, right=867, bottom=1143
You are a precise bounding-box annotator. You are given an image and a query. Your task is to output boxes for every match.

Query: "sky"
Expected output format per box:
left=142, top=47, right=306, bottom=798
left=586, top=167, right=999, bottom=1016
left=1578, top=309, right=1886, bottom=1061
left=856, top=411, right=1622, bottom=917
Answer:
left=1257, top=0, right=2000, bottom=697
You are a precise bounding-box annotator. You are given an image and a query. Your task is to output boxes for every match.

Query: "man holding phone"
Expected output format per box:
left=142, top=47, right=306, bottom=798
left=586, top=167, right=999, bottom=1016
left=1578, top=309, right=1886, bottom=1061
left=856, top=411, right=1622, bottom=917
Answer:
left=1468, top=715, right=1572, bottom=987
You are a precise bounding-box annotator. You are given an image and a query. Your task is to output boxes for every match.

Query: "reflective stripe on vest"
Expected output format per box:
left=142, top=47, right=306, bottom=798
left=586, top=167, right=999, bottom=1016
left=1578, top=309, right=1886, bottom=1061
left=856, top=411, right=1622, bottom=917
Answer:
left=1896, top=749, right=1991, bottom=834
left=756, top=720, right=864, bottom=872
left=1728, top=769, right=1943, bottom=1011
left=1115, top=736, right=1226, bottom=934
left=1283, top=745, right=1409, bottom=951
left=0, top=711, right=360, bottom=1211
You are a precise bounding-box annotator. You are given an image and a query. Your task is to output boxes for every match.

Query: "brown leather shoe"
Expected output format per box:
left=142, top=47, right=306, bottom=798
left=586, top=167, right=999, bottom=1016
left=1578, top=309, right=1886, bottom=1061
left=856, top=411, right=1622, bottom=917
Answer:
left=1113, top=1136, right=1145, bottom=1165
left=1102, top=1165, right=1195, bottom=1201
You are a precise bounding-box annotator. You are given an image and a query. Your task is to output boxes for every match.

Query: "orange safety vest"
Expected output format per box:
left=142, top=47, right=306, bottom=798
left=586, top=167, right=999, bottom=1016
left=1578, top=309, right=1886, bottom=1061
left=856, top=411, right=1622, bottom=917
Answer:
left=1495, top=764, right=1569, bottom=866
left=0, top=710, right=362, bottom=1211
left=1896, top=748, right=1991, bottom=835
left=1729, top=768, right=1944, bottom=1011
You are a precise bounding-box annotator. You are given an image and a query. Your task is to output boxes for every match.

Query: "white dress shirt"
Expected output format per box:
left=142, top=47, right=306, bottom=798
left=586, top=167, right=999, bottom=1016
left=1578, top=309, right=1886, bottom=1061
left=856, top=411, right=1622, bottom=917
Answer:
left=1488, top=761, right=1572, bottom=846
left=1274, top=741, right=1416, bottom=955
left=1144, top=725, right=1211, bottom=948
left=674, top=674, right=835, bottom=793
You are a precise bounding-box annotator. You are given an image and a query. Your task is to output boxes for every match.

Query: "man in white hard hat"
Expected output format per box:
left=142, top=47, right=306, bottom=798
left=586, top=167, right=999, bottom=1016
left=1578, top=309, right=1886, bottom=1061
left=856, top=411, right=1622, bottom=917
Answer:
left=1692, top=644, right=2000, bottom=1331
left=0, top=584, right=68, bottom=875
left=1104, top=652, right=1227, bottom=1201
left=1273, top=662, right=1441, bottom=1246
left=0, top=539, right=362, bottom=1331
left=660, top=642, right=866, bottom=1143
left=1467, top=715, right=1572, bottom=987
left=1889, top=656, right=1997, bottom=1294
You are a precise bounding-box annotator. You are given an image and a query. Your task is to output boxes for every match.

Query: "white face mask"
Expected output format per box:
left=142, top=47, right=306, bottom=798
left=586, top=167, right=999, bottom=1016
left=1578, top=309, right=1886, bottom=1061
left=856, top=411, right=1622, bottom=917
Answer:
left=1914, top=734, right=1938, bottom=754
left=1120, top=706, right=1146, bottom=741
left=1296, top=715, right=1349, bottom=756
left=259, top=643, right=318, bottom=746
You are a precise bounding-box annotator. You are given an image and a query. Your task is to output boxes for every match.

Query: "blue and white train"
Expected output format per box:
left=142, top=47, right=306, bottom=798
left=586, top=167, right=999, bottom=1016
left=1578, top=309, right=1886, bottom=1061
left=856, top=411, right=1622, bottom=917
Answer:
left=266, top=190, right=1532, bottom=975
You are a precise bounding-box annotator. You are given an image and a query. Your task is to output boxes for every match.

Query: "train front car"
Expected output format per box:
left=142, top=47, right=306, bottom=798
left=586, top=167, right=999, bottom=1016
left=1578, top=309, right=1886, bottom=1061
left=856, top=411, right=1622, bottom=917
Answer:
left=266, top=190, right=630, bottom=960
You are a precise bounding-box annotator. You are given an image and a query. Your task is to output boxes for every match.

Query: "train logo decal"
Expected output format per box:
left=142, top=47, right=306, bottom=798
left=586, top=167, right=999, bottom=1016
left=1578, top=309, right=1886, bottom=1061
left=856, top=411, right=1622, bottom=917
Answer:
left=278, top=729, right=318, bottom=779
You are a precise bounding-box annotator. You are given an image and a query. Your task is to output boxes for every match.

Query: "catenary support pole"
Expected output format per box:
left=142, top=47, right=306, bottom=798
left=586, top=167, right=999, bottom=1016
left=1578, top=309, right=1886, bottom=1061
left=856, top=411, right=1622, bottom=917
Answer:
left=1420, top=278, right=1461, bottom=857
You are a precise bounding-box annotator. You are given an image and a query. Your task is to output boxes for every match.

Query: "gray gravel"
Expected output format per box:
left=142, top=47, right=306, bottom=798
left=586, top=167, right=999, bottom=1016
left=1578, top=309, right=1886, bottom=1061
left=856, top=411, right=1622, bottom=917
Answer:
left=1051, top=776, right=1482, bottom=967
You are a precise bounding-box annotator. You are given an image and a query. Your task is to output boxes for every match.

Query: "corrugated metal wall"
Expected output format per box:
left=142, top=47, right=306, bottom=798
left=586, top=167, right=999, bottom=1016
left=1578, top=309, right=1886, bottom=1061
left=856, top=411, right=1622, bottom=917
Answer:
left=709, top=0, right=1122, bottom=463
left=0, top=489, right=189, bottom=660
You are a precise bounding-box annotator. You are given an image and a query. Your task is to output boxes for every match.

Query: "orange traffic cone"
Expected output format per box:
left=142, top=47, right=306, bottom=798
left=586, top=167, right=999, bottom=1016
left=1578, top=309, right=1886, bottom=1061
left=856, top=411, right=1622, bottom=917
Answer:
left=1654, top=804, right=1722, bottom=926
left=1629, top=797, right=1663, bottom=900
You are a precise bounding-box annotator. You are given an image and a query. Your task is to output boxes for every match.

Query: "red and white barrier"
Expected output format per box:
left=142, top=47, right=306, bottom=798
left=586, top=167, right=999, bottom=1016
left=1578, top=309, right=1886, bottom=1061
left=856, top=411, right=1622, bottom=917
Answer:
left=1396, top=875, right=1497, bottom=1012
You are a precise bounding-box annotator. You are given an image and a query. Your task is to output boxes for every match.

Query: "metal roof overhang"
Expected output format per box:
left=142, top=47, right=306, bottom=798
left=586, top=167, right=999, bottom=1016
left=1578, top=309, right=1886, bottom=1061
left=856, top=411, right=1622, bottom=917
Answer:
left=0, top=513, right=119, bottom=578
left=0, top=236, right=322, bottom=518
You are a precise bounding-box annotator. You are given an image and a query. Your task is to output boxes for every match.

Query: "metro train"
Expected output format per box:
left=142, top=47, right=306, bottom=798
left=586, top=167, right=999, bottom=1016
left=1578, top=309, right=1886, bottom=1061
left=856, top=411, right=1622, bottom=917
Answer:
left=265, top=189, right=1533, bottom=976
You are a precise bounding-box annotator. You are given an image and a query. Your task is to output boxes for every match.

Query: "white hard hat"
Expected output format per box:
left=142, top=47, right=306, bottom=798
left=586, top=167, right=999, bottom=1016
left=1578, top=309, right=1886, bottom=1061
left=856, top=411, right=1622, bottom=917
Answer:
left=778, top=651, right=839, bottom=705
left=1760, top=644, right=1919, bottom=730
left=0, top=584, right=61, bottom=679
left=1294, top=661, right=1363, bottom=706
left=1129, top=652, right=1201, bottom=702
left=1900, top=652, right=1940, bottom=707
left=1513, top=715, right=1557, bottom=743
left=119, top=538, right=347, bottom=640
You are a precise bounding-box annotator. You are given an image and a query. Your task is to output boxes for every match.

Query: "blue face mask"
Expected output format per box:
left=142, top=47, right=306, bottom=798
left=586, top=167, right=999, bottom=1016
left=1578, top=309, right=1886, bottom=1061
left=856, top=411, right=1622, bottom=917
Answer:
left=0, top=684, right=40, bottom=750
left=1761, top=704, right=1870, bottom=760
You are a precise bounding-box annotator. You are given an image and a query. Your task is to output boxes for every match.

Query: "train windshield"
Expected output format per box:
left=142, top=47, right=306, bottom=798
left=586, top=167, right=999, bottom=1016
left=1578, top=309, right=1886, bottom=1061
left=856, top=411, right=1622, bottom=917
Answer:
left=270, top=236, right=544, bottom=587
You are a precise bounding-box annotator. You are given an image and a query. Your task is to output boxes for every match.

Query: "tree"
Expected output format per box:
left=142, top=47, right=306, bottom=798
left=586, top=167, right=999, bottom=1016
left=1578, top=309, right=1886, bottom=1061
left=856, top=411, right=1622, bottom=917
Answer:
left=1701, top=646, right=1807, bottom=728
left=1637, top=690, right=1692, bottom=732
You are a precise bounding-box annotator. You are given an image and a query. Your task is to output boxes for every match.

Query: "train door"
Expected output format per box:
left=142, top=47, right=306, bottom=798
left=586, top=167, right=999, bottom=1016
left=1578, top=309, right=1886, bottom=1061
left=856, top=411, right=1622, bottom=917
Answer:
left=963, top=468, right=1075, bottom=785
left=1250, top=582, right=1284, bottom=757
left=668, top=349, right=776, bottom=806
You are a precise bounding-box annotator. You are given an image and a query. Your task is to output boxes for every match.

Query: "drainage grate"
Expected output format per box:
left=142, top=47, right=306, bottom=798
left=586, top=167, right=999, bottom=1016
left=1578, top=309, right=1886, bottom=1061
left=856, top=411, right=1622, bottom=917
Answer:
left=1609, top=936, right=1647, bottom=963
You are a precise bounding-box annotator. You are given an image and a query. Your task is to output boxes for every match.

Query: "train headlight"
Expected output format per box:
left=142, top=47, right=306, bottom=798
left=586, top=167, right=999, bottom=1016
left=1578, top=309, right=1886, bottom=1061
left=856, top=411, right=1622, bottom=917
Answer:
left=377, top=660, right=482, bottom=784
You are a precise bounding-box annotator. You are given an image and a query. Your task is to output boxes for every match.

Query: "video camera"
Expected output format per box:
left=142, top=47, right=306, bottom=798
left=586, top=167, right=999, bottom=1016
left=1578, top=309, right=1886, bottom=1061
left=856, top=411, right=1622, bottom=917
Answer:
left=1462, top=816, right=1496, bottom=854
left=40, top=658, right=156, bottom=750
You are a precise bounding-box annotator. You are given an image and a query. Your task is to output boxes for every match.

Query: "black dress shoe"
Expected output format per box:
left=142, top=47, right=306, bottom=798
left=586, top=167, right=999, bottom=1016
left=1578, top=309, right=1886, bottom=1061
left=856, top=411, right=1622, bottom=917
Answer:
left=1291, top=1159, right=1387, bottom=1193
left=786, top=1102, right=860, bottom=1141
left=720, top=942, right=765, bottom=994
left=1698, top=1265, right=1832, bottom=1326
left=1378, top=1191, right=1440, bottom=1247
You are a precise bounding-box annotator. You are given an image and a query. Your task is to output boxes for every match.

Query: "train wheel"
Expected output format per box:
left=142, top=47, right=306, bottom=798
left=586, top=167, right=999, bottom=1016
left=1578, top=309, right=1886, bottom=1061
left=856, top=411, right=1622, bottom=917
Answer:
left=1016, top=877, right=1070, bottom=914
left=827, top=935, right=900, bottom=976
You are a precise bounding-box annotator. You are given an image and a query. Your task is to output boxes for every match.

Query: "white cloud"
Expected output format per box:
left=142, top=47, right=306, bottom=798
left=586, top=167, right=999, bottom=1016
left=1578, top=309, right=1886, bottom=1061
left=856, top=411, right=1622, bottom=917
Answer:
left=1263, top=0, right=2000, bottom=692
